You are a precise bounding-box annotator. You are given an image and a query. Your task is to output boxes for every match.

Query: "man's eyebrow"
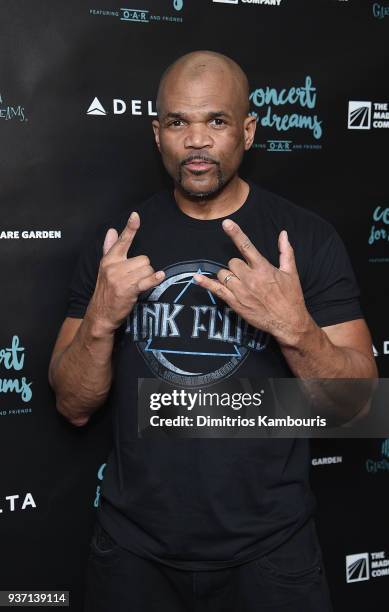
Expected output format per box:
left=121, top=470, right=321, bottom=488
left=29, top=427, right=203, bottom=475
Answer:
left=162, top=110, right=232, bottom=121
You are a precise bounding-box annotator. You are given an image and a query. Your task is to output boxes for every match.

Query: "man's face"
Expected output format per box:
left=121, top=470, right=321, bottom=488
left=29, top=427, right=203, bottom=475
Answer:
left=152, top=70, right=255, bottom=198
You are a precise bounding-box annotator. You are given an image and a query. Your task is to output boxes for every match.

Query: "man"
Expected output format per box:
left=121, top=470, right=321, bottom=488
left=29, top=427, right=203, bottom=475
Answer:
left=48, top=51, right=377, bottom=611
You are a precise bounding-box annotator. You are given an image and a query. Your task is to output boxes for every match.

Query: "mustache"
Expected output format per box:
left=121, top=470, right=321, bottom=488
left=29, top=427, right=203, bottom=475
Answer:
left=180, top=154, right=219, bottom=166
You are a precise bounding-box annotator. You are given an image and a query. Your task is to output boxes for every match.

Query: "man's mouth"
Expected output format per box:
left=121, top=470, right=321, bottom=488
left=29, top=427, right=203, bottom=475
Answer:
left=183, top=159, right=216, bottom=172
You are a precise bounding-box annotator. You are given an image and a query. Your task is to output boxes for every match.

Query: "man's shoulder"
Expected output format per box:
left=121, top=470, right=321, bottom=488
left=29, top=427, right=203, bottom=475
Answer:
left=97, top=189, right=170, bottom=234
left=250, top=180, right=336, bottom=243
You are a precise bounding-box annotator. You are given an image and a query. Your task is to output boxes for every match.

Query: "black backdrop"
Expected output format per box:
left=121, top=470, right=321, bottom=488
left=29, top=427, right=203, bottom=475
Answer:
left=1, top=0, right=388, bottom=609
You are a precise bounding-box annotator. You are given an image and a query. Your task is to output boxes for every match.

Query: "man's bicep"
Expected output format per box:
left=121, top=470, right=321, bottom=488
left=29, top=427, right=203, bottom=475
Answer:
left=303, top=227, right=363, bottom=327
left=321, top=319, right=378, bottom=421
left=66, top=240, right=102, bottom=318
left=65, top=221, right=111, bottom=318
left=322, top=319, right=378, bottom=378
left=321, top=318, right=375, bottom=363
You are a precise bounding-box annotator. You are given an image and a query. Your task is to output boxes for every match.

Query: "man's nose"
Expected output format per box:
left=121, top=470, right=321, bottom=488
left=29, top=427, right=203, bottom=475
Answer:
left=184, top=124, right=213, bottom=149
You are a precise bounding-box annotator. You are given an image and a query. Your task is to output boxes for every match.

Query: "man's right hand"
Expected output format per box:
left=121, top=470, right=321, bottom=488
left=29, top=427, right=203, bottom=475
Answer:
left=87, top=211, right=165, bottom=334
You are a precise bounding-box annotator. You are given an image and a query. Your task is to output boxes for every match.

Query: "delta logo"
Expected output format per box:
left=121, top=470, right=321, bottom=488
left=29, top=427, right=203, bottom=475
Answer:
left=86, top=97, right=157, bottom=117
left=372, top=342, right=389, bottom=357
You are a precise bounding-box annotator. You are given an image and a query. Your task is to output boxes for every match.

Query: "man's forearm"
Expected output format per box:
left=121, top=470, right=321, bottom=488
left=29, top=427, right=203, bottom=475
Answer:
left=50, top=314, right=115, bottom=426
left=280, top=318, right=378, bottom=424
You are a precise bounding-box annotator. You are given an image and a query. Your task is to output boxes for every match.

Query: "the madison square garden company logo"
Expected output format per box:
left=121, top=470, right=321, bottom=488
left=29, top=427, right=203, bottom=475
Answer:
left=348, top=101, right=389, bottom=130
left=346, top=550, right=389, bottom=583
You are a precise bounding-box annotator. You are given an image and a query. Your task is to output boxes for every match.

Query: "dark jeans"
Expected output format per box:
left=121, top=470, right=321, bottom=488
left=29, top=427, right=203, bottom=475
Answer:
left=83, top=517, right=334, bottom=612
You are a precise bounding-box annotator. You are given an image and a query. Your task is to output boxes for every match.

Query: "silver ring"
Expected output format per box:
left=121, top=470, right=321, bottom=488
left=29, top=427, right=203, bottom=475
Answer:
left=223, top=273, right=236, bottom=286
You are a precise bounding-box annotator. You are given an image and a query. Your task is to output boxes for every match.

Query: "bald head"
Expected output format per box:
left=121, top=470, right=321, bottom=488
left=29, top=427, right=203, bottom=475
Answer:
left=156, top=50, right=250, bottom=118
left=152, top=50, right=256, bottom=199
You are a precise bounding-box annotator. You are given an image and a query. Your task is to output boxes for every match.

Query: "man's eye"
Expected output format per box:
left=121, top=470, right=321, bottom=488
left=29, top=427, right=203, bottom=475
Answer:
left=169, top=120, right=184, bottom=127
left=210, top=118, right=225, bottom=127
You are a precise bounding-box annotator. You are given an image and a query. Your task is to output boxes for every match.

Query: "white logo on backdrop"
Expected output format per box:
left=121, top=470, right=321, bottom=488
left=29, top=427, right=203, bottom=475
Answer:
left=87, top=97, right=107, bottom=115
left=348, top=101, right=372, bottom=129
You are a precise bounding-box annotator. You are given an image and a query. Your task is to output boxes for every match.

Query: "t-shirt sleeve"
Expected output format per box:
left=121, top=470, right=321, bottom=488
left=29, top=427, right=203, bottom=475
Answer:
left=303, top=227, right=364, bottom=327
left=65, top=223, right=108, bottom=319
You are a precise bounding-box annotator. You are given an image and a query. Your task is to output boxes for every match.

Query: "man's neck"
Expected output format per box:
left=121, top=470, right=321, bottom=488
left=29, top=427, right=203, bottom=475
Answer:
left=173, top=176, right=249, bottom=220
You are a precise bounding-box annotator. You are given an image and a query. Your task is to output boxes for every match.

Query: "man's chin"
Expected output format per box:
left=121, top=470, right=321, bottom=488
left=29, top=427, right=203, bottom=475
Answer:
left=178, top=178, right=225, bottom=199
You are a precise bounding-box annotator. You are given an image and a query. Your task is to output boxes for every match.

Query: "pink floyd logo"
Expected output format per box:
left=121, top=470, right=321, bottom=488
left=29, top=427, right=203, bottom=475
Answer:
left=126, top=260, right=269, bottom=386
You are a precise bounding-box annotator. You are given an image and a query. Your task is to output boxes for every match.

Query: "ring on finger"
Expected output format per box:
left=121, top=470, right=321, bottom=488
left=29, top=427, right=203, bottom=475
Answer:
left=223, top=272, right=237, bottom=286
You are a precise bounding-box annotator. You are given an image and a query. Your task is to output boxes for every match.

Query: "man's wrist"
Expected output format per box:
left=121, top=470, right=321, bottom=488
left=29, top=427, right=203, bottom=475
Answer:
left=83, top=308, right=117, bottom=340
left=277, top=312, right=322, bottom=354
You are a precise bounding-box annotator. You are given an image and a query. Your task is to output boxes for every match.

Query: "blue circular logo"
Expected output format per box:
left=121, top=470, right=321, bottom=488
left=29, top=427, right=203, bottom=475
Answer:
left=129, top=260, right=269, bottom=387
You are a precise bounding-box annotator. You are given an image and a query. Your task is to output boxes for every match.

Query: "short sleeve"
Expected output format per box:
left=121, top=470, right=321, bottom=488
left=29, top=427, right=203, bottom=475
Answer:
left=65, top=223, right=108, bottom=319
left=303, top=228, right=364, bottom=327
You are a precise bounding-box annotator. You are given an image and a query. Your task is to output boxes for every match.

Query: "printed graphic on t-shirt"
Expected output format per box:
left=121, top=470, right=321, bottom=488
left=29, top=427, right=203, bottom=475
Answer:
left=125, top=260, right=270, bottom=386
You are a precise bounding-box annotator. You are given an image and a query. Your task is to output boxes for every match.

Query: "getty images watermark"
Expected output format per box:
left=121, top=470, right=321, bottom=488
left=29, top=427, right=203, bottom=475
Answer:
left=148, top=388, right=326, bottom=428
left=137, top=378, right=387, bottom=439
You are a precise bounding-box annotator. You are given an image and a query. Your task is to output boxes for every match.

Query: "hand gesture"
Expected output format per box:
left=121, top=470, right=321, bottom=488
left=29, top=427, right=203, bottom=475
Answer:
left=193, top=219, right=312, bottom=348
left=89, top=212, right=165, bottom=334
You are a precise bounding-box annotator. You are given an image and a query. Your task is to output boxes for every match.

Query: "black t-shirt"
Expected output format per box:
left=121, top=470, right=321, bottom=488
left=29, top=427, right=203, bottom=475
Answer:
left=66, top=179, right=363, bottom=570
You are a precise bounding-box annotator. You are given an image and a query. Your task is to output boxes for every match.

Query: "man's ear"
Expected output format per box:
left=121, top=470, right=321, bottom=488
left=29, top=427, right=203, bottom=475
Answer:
left=152, top=119, right=161, bottom=151
left=243, top=114, right=257, bottom=151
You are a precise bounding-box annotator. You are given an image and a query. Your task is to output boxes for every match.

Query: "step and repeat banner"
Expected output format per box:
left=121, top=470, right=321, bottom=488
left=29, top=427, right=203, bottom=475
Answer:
left=0, top=0, right=388, bottom=609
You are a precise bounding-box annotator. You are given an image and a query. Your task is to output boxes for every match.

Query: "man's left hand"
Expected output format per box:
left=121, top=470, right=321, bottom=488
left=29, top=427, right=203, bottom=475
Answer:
left=193, top=219, right=314, bottom=349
